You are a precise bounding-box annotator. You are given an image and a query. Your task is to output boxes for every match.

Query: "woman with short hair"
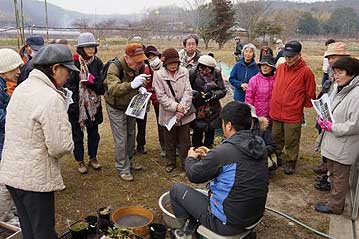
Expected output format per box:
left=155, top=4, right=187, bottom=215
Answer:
left=315, top=56, right=359, bottom=214
left=0, top=44, right=76, bottom=238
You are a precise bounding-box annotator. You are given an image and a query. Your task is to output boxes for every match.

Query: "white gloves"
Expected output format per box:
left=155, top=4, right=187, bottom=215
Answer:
left=130, top=74, right=147, bottom=89
left=139, top=87, right=147, bottom=94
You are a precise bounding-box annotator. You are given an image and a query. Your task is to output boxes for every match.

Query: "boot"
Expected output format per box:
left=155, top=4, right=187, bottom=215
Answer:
left=284, top=161, right=296, bottom=175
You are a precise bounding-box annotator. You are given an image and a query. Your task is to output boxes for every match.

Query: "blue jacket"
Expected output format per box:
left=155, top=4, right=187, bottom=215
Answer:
left=185, top=130, right=268, bottom=227
left=229, top=58, right=259, bottom=101
left=0, top=77, right=10, bottom=159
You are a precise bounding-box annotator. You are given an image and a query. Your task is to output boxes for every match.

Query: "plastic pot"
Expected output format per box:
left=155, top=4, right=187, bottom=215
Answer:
left=149, top=223, right=167, bottom=239
left=69, top=220, right=89, bottom=239
left=85, top=215, right=98, bottom=234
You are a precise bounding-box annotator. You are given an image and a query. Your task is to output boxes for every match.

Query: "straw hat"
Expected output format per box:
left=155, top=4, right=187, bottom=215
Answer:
left=324, top=42, right=350, bottom=58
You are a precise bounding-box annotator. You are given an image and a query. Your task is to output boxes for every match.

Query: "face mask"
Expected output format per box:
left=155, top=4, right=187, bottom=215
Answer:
left=149, top=57, right=161, bottom=70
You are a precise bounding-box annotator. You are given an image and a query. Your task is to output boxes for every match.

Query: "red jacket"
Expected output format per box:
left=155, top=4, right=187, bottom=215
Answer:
left=144, top=64, right=159, bottom=107
left=270, top=58, right=316, bottom=123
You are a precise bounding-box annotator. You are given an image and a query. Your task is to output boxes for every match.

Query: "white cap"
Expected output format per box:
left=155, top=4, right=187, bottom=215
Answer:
left=0, top=49, right=23, bottom=73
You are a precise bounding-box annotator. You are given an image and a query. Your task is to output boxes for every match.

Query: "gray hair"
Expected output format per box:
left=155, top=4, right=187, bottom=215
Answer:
left=242, top=43, right=257, bottom=58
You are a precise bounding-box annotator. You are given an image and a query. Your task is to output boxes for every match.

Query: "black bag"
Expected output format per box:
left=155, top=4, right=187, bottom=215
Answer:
left=165, top=80, right=196, bottom=116
left=102, top=58, right=123, bottom=83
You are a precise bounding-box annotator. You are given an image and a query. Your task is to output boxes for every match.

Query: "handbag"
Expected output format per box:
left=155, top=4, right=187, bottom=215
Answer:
left=165, top=80, right=196, bottom=116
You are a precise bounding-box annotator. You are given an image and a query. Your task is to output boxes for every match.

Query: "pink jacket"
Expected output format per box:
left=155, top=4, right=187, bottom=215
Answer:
left=245, top=72, right=275, bottom=121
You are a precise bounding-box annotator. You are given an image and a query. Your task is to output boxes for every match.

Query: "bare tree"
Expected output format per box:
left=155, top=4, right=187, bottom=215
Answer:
left=235, top=0, right=272, bottom=41
left=182, top=0, right=207, bottom=32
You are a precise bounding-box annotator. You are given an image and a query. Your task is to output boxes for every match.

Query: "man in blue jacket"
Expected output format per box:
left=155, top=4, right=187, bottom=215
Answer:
left=170, top=101, right=268, bottom=236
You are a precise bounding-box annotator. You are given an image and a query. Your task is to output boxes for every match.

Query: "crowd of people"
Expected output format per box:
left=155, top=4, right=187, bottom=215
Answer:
left=0, top=32, right=357, bottom=238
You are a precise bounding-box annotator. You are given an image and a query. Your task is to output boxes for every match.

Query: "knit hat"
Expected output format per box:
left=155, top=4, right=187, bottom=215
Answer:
left=76, top=32, right=99, bottom=48
left=125, top=43, right=147, bottom=63
left=324, top=42, right=350, bottom=58
left=162, top=48, right=180, bottom=65
left=198, top=55, right=217, bottom=68
left=258, top=55, right=276, bottom=68
left=242, top=43, right=257, bottom=57
left=0, top=49, right=23, bottom=73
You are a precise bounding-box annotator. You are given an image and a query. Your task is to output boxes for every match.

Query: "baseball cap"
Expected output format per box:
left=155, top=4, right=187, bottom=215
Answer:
left=125, top=43, right=147, bottom=63
left=33, top=44, right=79, bottom=72
left=26, top=36, right=45, bottom=51
left=283, top=40, right=302, bottom=57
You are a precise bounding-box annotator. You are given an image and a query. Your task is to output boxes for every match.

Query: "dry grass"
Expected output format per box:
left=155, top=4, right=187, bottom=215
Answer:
left=1, top=39, right=358, bottom=238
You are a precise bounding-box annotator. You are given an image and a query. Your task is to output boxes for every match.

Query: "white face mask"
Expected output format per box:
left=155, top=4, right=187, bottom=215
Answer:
left=149, top=57, right=161, bottom=70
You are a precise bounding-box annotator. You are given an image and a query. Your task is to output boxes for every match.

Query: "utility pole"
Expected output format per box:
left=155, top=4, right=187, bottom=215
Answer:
left=44, top=0, right=49, bottom=43
left=20, top=0, right=25, bottom=44
left=13, top=0, right=21, bottom=49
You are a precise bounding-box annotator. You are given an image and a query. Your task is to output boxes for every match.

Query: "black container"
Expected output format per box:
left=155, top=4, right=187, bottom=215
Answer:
left=149, top=223, right=167, bottom=239
left=97, top=207, right=111, bottom=220
left=85, top=215, right=98, bottom=234
left=69, top=221, right=89, bottom=239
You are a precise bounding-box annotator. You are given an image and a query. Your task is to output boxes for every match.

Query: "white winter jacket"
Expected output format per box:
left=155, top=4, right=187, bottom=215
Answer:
left=0, top=69, right=74, bottom=192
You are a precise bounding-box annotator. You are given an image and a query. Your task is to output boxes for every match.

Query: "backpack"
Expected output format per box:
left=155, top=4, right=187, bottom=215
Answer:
left=102, top=58, right=123, bottom=83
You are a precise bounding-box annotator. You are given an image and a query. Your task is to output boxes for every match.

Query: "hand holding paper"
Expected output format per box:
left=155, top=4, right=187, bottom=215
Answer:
left=317, top=117, right=332, bottom=131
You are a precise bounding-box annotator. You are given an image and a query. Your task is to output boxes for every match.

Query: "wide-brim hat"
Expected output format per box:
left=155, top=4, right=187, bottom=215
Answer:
left=258, top=55, right=276, bottom=68
left=145, top=45, right=161, bottom=57
left=162, top=48, right=180, bottom=65
left=76, top=32, right=99, bottom=48
left=324, top=42, right=350, bottom=58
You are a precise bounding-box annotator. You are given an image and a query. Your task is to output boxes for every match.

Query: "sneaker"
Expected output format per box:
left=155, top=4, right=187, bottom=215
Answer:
left=136, top=146, right=147, bottom=154
left=165, top=165, right=176, bottom=173
left=314, top=202, right=333, bottom=214
left=78, top=161, right=88, bottom=174
left=315, top=181, right=331, bottom=192
left=119, top=172, right=134, bottom=181
left=284, top=161, right=296, bottom=175
left=89, top=158, right=101, bottom=170
left=130, top=161, right=143, bottom=171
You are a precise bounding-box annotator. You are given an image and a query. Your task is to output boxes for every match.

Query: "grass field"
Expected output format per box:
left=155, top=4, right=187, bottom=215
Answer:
left=1, top=38, right=358, bottom=238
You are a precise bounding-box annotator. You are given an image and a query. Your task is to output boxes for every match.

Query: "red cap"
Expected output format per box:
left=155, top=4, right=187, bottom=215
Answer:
left=125, top=43, right=147, bottom=63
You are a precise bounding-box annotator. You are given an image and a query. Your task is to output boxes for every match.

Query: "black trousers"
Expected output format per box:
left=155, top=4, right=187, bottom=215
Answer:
left=192, top=128, right=215, bottom=148
left=170, top=183, right=245, bottom=236
left=136, top=113, right=147, bottom=148
left=6, top=186, right=57, bottom=239
left=71, top=120, right=100, bottom=162
left=154, top=106, right=165, bottom=149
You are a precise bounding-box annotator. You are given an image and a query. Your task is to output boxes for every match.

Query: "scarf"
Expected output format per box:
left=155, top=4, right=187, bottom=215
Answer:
left=78, top=55, right=101, bottom=127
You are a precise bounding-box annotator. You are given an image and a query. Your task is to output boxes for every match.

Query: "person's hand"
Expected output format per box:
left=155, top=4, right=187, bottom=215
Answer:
left=138, top=87, right=147, bottom=94
left=188, top=147, right=199, bottom=159
left=317, top=117, right=332, bottom=131
left=130, top=74, right=147, bottom=89
left=241, top=83, right=248, bottom=91
left=202, top=91, right=213, bottom=101
left=195, top=146, right=209, bottom=158
left=176, top=103, right=186, bottom=113
left=175, top=112, right=185, bottom=122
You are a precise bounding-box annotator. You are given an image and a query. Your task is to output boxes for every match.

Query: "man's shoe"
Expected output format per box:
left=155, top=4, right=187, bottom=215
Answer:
left=315, top=181, right=331, bottom=192
left=136, top=146, right=147, bottom=154
left=284, top=161, right=296, bottom=175
left=313, top=166, right=327, bottom=175
left=78, top=161, right=88, bottom=174
left=165, top=165, right=176, bottom=173
left=314, top=202, right=333, bottom=214
left=315, top=174, right=329, bottom=182
left=119, top=172, right=134, bottom=181
left=89, top=158, right=101, bottom=170
left=130, top=161, right=143, bottom=171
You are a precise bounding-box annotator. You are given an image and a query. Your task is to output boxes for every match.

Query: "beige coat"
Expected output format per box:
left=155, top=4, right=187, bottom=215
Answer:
left=153, top=66, right=195, bottom=127
left=0, top=69, right=74, bottom=192
left=321, top=75, right=359, bottom=165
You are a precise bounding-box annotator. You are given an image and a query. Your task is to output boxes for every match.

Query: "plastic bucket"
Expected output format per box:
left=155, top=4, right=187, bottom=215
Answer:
left=149, top=223, right=167, bottom=239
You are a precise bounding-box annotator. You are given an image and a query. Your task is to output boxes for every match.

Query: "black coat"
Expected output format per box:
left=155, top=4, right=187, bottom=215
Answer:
left=189, top=68, right=226, bottom=129
left=17, top=58, right=34, bottom=85
left=65, top=56, right=104, bottom=125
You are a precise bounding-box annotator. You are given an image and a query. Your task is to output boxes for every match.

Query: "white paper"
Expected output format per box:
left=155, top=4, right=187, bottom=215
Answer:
left=164, top=115, right=177, bottom=131
left=311, top=93, right=335, bottom=123
left=125, top=92, right=152, bottom=119
left=63, top=88, right=74, bottom=111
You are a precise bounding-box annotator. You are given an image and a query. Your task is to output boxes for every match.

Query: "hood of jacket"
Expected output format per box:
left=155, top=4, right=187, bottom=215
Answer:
left=224, top=130, right=266, bottom=161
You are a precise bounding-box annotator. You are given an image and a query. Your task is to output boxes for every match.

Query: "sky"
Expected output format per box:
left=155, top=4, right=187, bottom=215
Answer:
left=43, top=0, right=327, bottom=15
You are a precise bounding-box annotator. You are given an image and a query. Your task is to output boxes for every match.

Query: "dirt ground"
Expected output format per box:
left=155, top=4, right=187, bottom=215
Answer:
left=3, top=39, right=358, bottom=238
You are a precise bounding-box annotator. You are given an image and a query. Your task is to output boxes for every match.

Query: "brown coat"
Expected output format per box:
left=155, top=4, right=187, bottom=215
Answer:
left=153, top=66, right=195, bottom=127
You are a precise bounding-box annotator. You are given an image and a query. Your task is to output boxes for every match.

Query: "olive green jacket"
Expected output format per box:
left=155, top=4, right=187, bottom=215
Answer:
left=104, top=57, right=141, bottom=110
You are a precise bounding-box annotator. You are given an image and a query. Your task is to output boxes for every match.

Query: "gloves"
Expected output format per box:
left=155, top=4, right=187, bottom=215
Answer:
left=138, top=87, right=147, bottom=94
left=317, top=118, right=332, bottom=131
left=130, top=74, right=147, bottom=89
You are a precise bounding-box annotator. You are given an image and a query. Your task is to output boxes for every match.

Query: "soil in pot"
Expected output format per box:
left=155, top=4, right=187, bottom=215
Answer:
left=98, top=207, right=111, bottom=220
left=70, top=221, right=89, bottom=239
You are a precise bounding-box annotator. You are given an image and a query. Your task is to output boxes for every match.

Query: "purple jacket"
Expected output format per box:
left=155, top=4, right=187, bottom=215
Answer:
left=245, top=72, right=275, bottom=121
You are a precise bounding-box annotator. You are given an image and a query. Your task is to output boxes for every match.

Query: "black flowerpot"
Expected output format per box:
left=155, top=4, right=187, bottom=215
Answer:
left=69, top=221, right=89, bottom=239
left=85, top=215, right=98, bottom=235
left=149, top=223, right=167, bottom=239
left=97, top=207, right=111, bottom=221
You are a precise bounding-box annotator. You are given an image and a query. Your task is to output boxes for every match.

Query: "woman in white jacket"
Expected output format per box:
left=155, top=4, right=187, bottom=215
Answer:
left=0, top=44, right=77, bottom=239
left=315, top=56, right=359, bottom=215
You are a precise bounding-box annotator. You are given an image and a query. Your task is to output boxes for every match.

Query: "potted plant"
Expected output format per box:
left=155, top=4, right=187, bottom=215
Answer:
left=69, top=220, right=89, bottom=239
left=100, top=224, right=137, bottom=239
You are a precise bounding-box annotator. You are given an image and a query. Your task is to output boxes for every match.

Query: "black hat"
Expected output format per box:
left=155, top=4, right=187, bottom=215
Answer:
left=258, top=55, right=276, bottom=68
left=33, top=44, right=79, bottom=72
left=283, top=40, right=302, bottom=57
left=145, top=45, right=161, bottom=57
left=26, top=36, right=45, bottom=51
